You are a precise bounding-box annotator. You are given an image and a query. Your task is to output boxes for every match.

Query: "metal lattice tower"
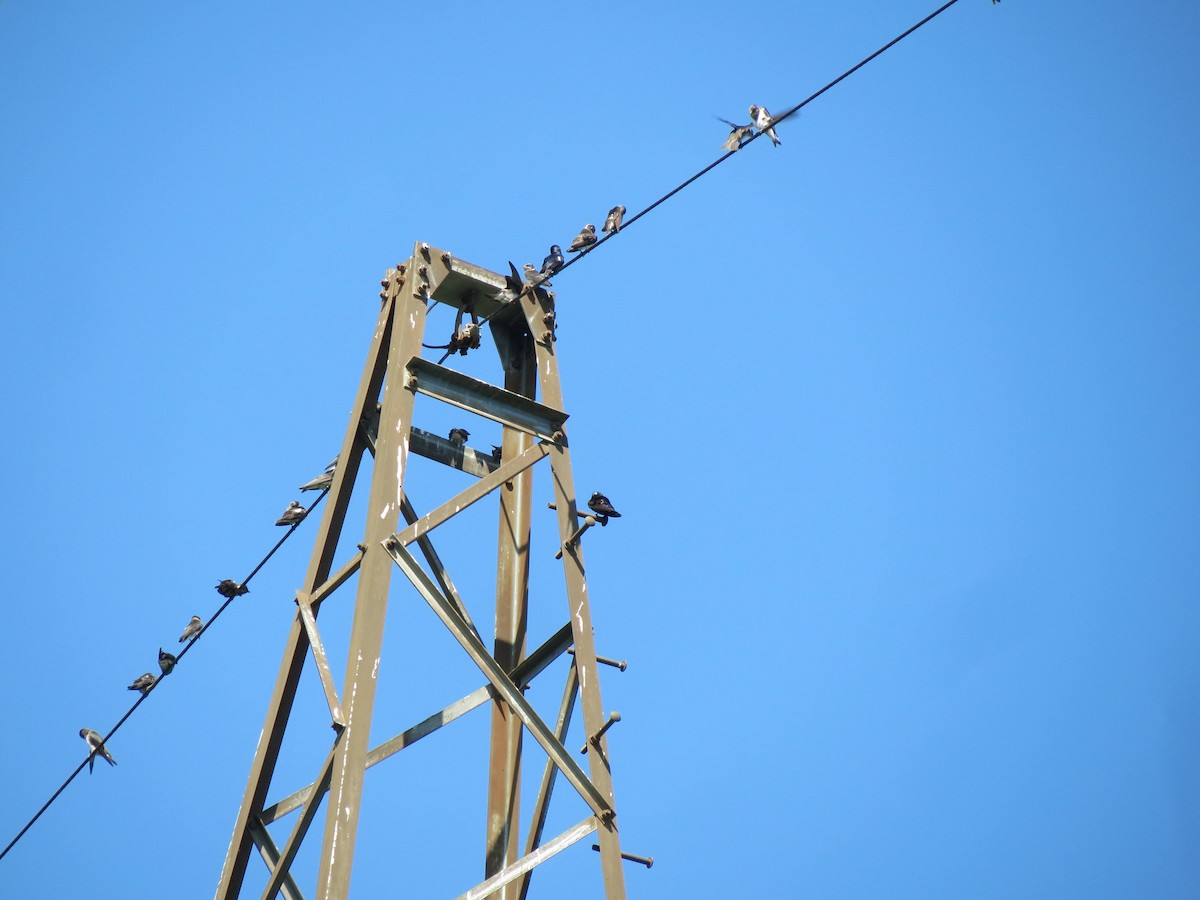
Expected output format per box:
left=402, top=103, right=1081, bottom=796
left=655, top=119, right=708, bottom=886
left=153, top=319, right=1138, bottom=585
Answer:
left=216, top=243, right=633, bottom=899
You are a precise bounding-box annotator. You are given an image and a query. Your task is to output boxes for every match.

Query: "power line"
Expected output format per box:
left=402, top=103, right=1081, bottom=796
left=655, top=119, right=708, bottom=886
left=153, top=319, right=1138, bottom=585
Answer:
left=2, top=0, right=974, bottom=867
left=545, top=0, right=965, bottom=281
left=0, top=489, right=328, bottom=863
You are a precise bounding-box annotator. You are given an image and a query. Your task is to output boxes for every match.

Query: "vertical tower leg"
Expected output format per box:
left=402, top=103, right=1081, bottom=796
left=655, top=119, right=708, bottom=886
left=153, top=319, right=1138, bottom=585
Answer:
left=485, top=324, right=536, bottom=897
left=216, top=281, right=400, bottom=899
left=314, top=252, right=428, bottom=900
left=524, top=291, right=628, bottom=900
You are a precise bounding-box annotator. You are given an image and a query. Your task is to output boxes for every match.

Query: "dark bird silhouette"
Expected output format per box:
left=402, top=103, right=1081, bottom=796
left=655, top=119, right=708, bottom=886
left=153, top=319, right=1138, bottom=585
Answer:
left=587, top=492, right=622, bottom=519
left=448, top=427, right=470, bottom=445
left=158, top=648, right=177, bottom=676
left=216, top=579, right=249, bottom=599
left=540, top=245, right=565, bottom=276
left=494, top=261, right=524, bottom=303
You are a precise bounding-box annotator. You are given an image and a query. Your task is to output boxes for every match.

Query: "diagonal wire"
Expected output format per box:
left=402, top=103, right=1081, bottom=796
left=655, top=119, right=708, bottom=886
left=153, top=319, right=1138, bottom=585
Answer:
left=0, top=488, right=329, bottom=863
left=2, top=0, right=975, bottom=863
left=481, top=0, right=966, bottom=321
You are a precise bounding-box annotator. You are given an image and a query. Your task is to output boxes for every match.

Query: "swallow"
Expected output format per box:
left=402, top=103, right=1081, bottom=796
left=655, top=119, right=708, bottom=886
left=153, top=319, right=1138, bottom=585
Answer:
left=491, top=445, right=503, bottom=461
left=178, top=615, right=203, bottom=643
left=215, top=579, right=249, bottom=599
left=494, top=261, right=524, bottom=303
left=448, top=427, right=470, bottom=445
left=158, top=648, right=177, bottom=676
left=522, top=264, right=550, bottom=287
left=602, top=205, right=626, bottom=235
left=299, top=469, right=333, bottom=492
left=80, top=728, right=116, bottom=773
left=568, top=224, right=597, bottom=254
left=749, top=104, right=781, bottom=146
left=718, top=117, right=754, bottom=151
left=127, top=673, right=157, bottom=695
left=540, top=245, right=565, bottom=277
left=275, top=500, right=307, bottom=526
left=587, top=491, right=622, bottom=519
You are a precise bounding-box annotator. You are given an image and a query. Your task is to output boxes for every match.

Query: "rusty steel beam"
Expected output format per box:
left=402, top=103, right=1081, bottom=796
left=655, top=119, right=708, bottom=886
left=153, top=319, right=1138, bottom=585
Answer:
left=454, top=818, right=599, bottom=900
left=217, top=275, right=401, bottom=899
left=385, top=541, right=613, bottom=819
left=484, top=321, right=536, bottom=898
left=313, top=248, right=429, bottom=900
left=516, top=661, right=580, bottom=900
left=259, top=624, right=572, bottom=827
left=521, top=288, right=629, bottom=899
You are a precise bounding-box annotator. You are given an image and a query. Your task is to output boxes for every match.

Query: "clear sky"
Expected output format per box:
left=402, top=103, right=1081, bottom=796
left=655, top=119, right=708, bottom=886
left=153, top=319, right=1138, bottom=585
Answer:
left=2, top=1, right=1199, bottom=897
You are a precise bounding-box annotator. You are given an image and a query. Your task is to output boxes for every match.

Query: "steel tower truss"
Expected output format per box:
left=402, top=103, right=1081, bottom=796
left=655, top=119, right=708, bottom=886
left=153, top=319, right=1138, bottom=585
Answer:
left=216, top=243, right=631, bottom=900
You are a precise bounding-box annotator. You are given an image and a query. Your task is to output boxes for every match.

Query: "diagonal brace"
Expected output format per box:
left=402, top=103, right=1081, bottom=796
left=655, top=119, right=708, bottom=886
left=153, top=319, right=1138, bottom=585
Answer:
left=384, top=541, right=613, bottom=820
left=261, top=740, right=339, bottom=900
left=390, top=441, right=550, bottom=548
left=453, top=817, right=599, bottom=900
left=294, top=593, right=345, bottom=728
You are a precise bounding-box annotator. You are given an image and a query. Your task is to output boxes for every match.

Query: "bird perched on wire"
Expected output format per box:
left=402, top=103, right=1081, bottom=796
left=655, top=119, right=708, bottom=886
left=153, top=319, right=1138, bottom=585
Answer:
left=541, top=244, right=565, bottom=277
left=80, top=729, right=117, bottom=773
left=587, top=491, right=622, bottom=523
left=127, top=673, right=157, bottom=695
left=158, top=648, right=177, bottom=676
left=494, top=261, right=524, bottom=304
left=718, top=117, right=754, bottom=151
left=448, top=427, right=470, bottom=445
left=215, top=579, right=249, bottom=599
left=749, top=104, right=781, bottom=146
left=178, top=615, right=203, bottom=643
left=568, top=224, right=597, bottom=254
left=522, top=263, right=551, bottom=287
left=298, top=461, right=334, bottom=492
left=275, top=500, right=307, bottom=527
left=603, top=205, right=626, bottom=235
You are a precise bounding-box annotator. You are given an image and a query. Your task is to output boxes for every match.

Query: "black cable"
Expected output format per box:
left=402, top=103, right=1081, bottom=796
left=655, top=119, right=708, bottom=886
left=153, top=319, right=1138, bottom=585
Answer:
left=0, top=488, right=329, bottom=863
left=513, top=0, right=966, bottom=293
left=2, top=0, right=973, bottom=862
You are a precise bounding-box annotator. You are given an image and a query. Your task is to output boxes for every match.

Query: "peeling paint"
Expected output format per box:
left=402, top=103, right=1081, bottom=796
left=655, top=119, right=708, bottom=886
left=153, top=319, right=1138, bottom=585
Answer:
left=372, top=658, right=379, bottom=680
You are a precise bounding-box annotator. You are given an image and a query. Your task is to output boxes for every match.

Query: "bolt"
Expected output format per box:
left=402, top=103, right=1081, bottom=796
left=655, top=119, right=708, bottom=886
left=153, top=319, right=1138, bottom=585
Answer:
left=581, top=710, right=621, bottom=754
left=441, top=252, right=453, bottom=266
left=567, top=648, right=628, bottom=672
left=591, top=845, right=653, bottom=869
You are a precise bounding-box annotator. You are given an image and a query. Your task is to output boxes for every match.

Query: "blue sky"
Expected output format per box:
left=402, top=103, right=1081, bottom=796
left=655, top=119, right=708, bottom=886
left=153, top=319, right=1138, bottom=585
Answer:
left=2, top=0, right=1199, bottom=897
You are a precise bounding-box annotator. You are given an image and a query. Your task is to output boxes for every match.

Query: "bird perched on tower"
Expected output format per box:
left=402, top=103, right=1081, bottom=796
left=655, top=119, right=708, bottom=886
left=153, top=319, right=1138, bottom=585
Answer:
left=587, top=491, right=622, bottom=521
left=568, top=224, right=597, bottom=254
left=80, top=728, right=117, bottom=772
left=603, top=205, right=626, bottom=235
left=494, top=261, right=524, bottom=304
left=448, top=428, right=470, bottom=445
left=749, top=104, right=781, bottom=146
